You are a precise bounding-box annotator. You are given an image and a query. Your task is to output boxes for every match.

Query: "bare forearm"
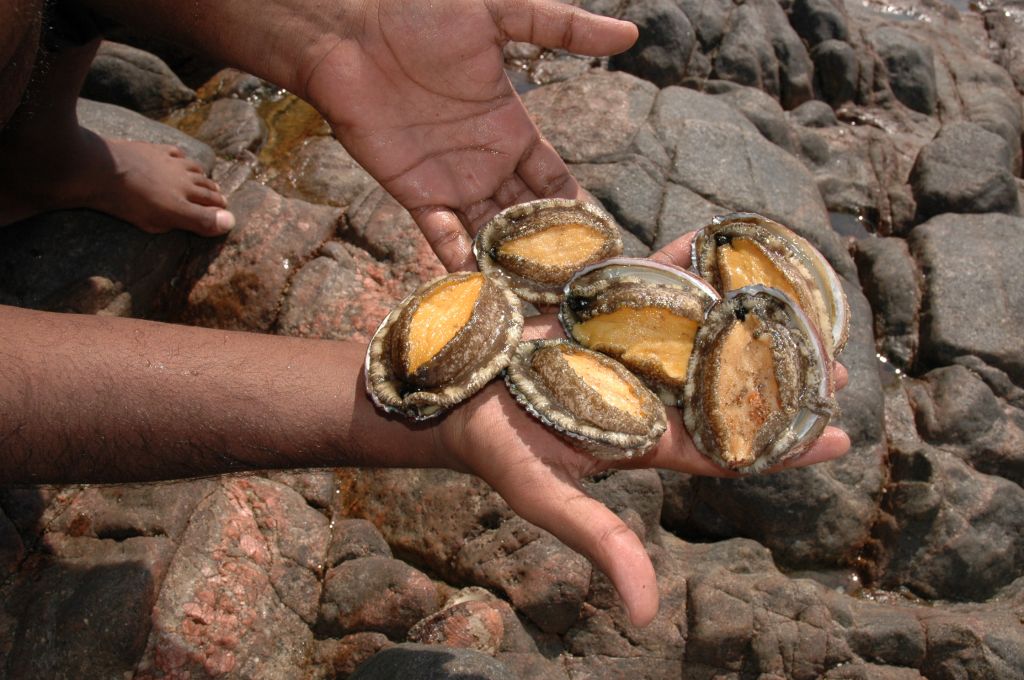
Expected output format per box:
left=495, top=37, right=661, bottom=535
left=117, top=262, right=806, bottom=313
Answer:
left=0, top=305, right=440, bottom=484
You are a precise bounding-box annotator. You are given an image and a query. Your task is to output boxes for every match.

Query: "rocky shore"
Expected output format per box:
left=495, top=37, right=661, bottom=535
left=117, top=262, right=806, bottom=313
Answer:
left=1, top=0, right=1023, bottom=677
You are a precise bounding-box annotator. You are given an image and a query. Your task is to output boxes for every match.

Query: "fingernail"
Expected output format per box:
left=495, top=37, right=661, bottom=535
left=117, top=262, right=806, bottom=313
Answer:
left=216, top=210, right=236, bottom=232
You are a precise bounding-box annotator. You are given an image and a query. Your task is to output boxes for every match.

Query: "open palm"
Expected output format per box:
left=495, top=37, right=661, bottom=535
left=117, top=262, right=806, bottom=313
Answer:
left=304, top=0, right=638, bottom=271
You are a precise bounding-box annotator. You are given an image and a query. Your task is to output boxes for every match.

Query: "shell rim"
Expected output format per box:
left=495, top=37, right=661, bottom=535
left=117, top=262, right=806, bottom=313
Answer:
left=473, top=198, right=623, bottom=306
left=364, top=273, right=524, bottom=421
left=691, top=212, right=850, bottom=355
left=504, top=339, right=667, bottom=460
left=557, top=256, right=722, bottom=402
left=682, top=284, right=835, bottom=474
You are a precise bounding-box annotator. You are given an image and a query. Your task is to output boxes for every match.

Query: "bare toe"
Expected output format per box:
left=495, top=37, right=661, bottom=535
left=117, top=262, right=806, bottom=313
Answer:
left=176, top=204, right=234, bottom=236
left=187, top=185, right=228, bottom=208
left=195, top=176, right=220, bottom=192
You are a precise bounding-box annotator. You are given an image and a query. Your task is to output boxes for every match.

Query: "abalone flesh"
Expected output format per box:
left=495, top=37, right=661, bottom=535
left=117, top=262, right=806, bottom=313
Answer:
left=365, top=272, right=523, bottom=420
left=682, top=287, right=836, bottom=473
left=559, top=258, right=721, bottom=404
left=475, top=198, right=623, bottom=305
left=505, top=339, right=667, bottom=459
left=691, top=213, right=850, bottom=356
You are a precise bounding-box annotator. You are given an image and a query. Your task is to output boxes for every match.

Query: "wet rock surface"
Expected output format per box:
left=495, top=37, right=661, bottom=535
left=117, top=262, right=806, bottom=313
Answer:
left=2, top=0, right=1024, bottom=677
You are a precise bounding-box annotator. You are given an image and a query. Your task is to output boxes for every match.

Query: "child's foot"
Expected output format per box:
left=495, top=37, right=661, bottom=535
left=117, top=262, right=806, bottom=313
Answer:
left=0, top=125, right=235, bottom=236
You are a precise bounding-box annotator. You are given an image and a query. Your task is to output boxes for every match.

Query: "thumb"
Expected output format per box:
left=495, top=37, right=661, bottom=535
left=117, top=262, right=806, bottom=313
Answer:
left=490, top=0, right=638, bottom=56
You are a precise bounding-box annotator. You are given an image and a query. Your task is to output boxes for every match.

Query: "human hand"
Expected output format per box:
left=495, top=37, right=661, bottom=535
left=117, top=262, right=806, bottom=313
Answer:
left=302, top=0, right=637, bottom=272
left=434, top=232, right=851, bottom=628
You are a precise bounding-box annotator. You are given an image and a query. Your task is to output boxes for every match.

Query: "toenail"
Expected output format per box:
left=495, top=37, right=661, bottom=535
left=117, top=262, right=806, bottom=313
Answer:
left=216, top=210, right=236, bottom=232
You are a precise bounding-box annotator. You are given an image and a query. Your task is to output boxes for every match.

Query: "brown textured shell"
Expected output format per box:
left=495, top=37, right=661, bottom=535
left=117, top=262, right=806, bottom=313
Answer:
left=682, top=287, right=836, bottom=474
left=365, top=272, right=524, bottom=420
left=559, top=258, right=721, bottom=404
left=692, top=213, right=850, bottom=357
left=474, top=198, right=623, bottom=305
left=505, top=339, right=667, bottom=460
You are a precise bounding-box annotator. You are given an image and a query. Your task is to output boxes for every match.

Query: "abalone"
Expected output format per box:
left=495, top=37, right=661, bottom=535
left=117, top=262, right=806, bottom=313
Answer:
left=475, top=198, right=623, bottom=305
left=682, top=286, right=836, bottom=473
left=365, top=272, right=523, bottom=420
left=559, top=258, right=721, bottom=404
left=505, top=339, right=667, bottom=460
left=691, top=213, right=850, bottom=356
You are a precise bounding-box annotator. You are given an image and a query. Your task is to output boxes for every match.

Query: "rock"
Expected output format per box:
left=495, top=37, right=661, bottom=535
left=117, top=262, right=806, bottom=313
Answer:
left=319, top=556, right=440, bottom=639
left=495, top=652, right=570, bottom=680
left=982, top=1, right=1024, bottom=92
left=0, top=505, right=24, bottom=576
left=791, top=100, right=839, bottom=128
left=874, top=445, right=1024, bottom=600
left=39, top=275, right=132, bottom=316
left=824, top=664, right=924, bottom=679
left=275, top=189, right=445, bottom=342
left=326, top=519, right=393, bottom=567
left=808, top=123, right=919, bottom=236
left=274, top=242, right=391, bottom=341
left=45, top=479, right=217, bottom=542
left=789, top=0, right=851, bottom=45
left=264, top=469, right=338, bottom=510
left=455, top=517, right=590, bottom=634
left=711, top=0, right=814, bottom=109
left=841, top=598, right=927, bottom=668
left=0, top=534, right=176, bottom=678
left=910, top=366, right=1003, bottom=448
left=906, top=365, right=1024, bottom=485
left=407, top=600, right=505, bottom=653
left=908, top=213, right=1024, bottom=383
left=870, top=26, right=937, bottom=115
left=0, top=209, right=195, bottom=317
left=336, top=468, right=590, bottom=634
left=77, top=99, right=215, bottom=172
left=82, top=41, right=195, bottom=115
left=583, top=469, right=664, bottom=543
left=910, top=123, right=1020, bottom=221
left=677, top=0, right=730, bottom=53
left=664, top=115, right=853, bottom=279
left=656, top=531, right=1024, bottom=678
left=561, top=536, right=688, bottom=670
left=930, top=33, right=1023, bottom=175
left=704, top=80, right=800, bottom=154
left=798, top=126, right=832, bottom=165
left=677, top=538, right=853, bottom=677
left=314, top=633, right=392, bottom=678
left=194, top=98, right=267, bottom=158
left=181, top=181, right=341, bottom=331
left=571, top=156, right=665, bottom=246
left=608, top=0, right=697, bottom=88
left=651, top=84, right=761, bottom=140
left=852, top=236, right=921, bottom=369
left=653, top=183, right=725, bottom=251
left=919, top=604, right=1024, bottom=678
left=349, top=643, right=517, bottom=680
left=524, top=70, right=658, bottom=164
left=812, top=39, right=859, bottom=107
left=954, top=355, right=1024, bottom=411
left=134, top=477, right=328, bottom=678
left=272, top=136, right=376, bottom=209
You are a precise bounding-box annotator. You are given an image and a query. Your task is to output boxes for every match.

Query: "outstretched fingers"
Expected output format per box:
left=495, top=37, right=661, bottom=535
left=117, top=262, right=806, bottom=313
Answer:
left=489, top=0, right=638, bottom=56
